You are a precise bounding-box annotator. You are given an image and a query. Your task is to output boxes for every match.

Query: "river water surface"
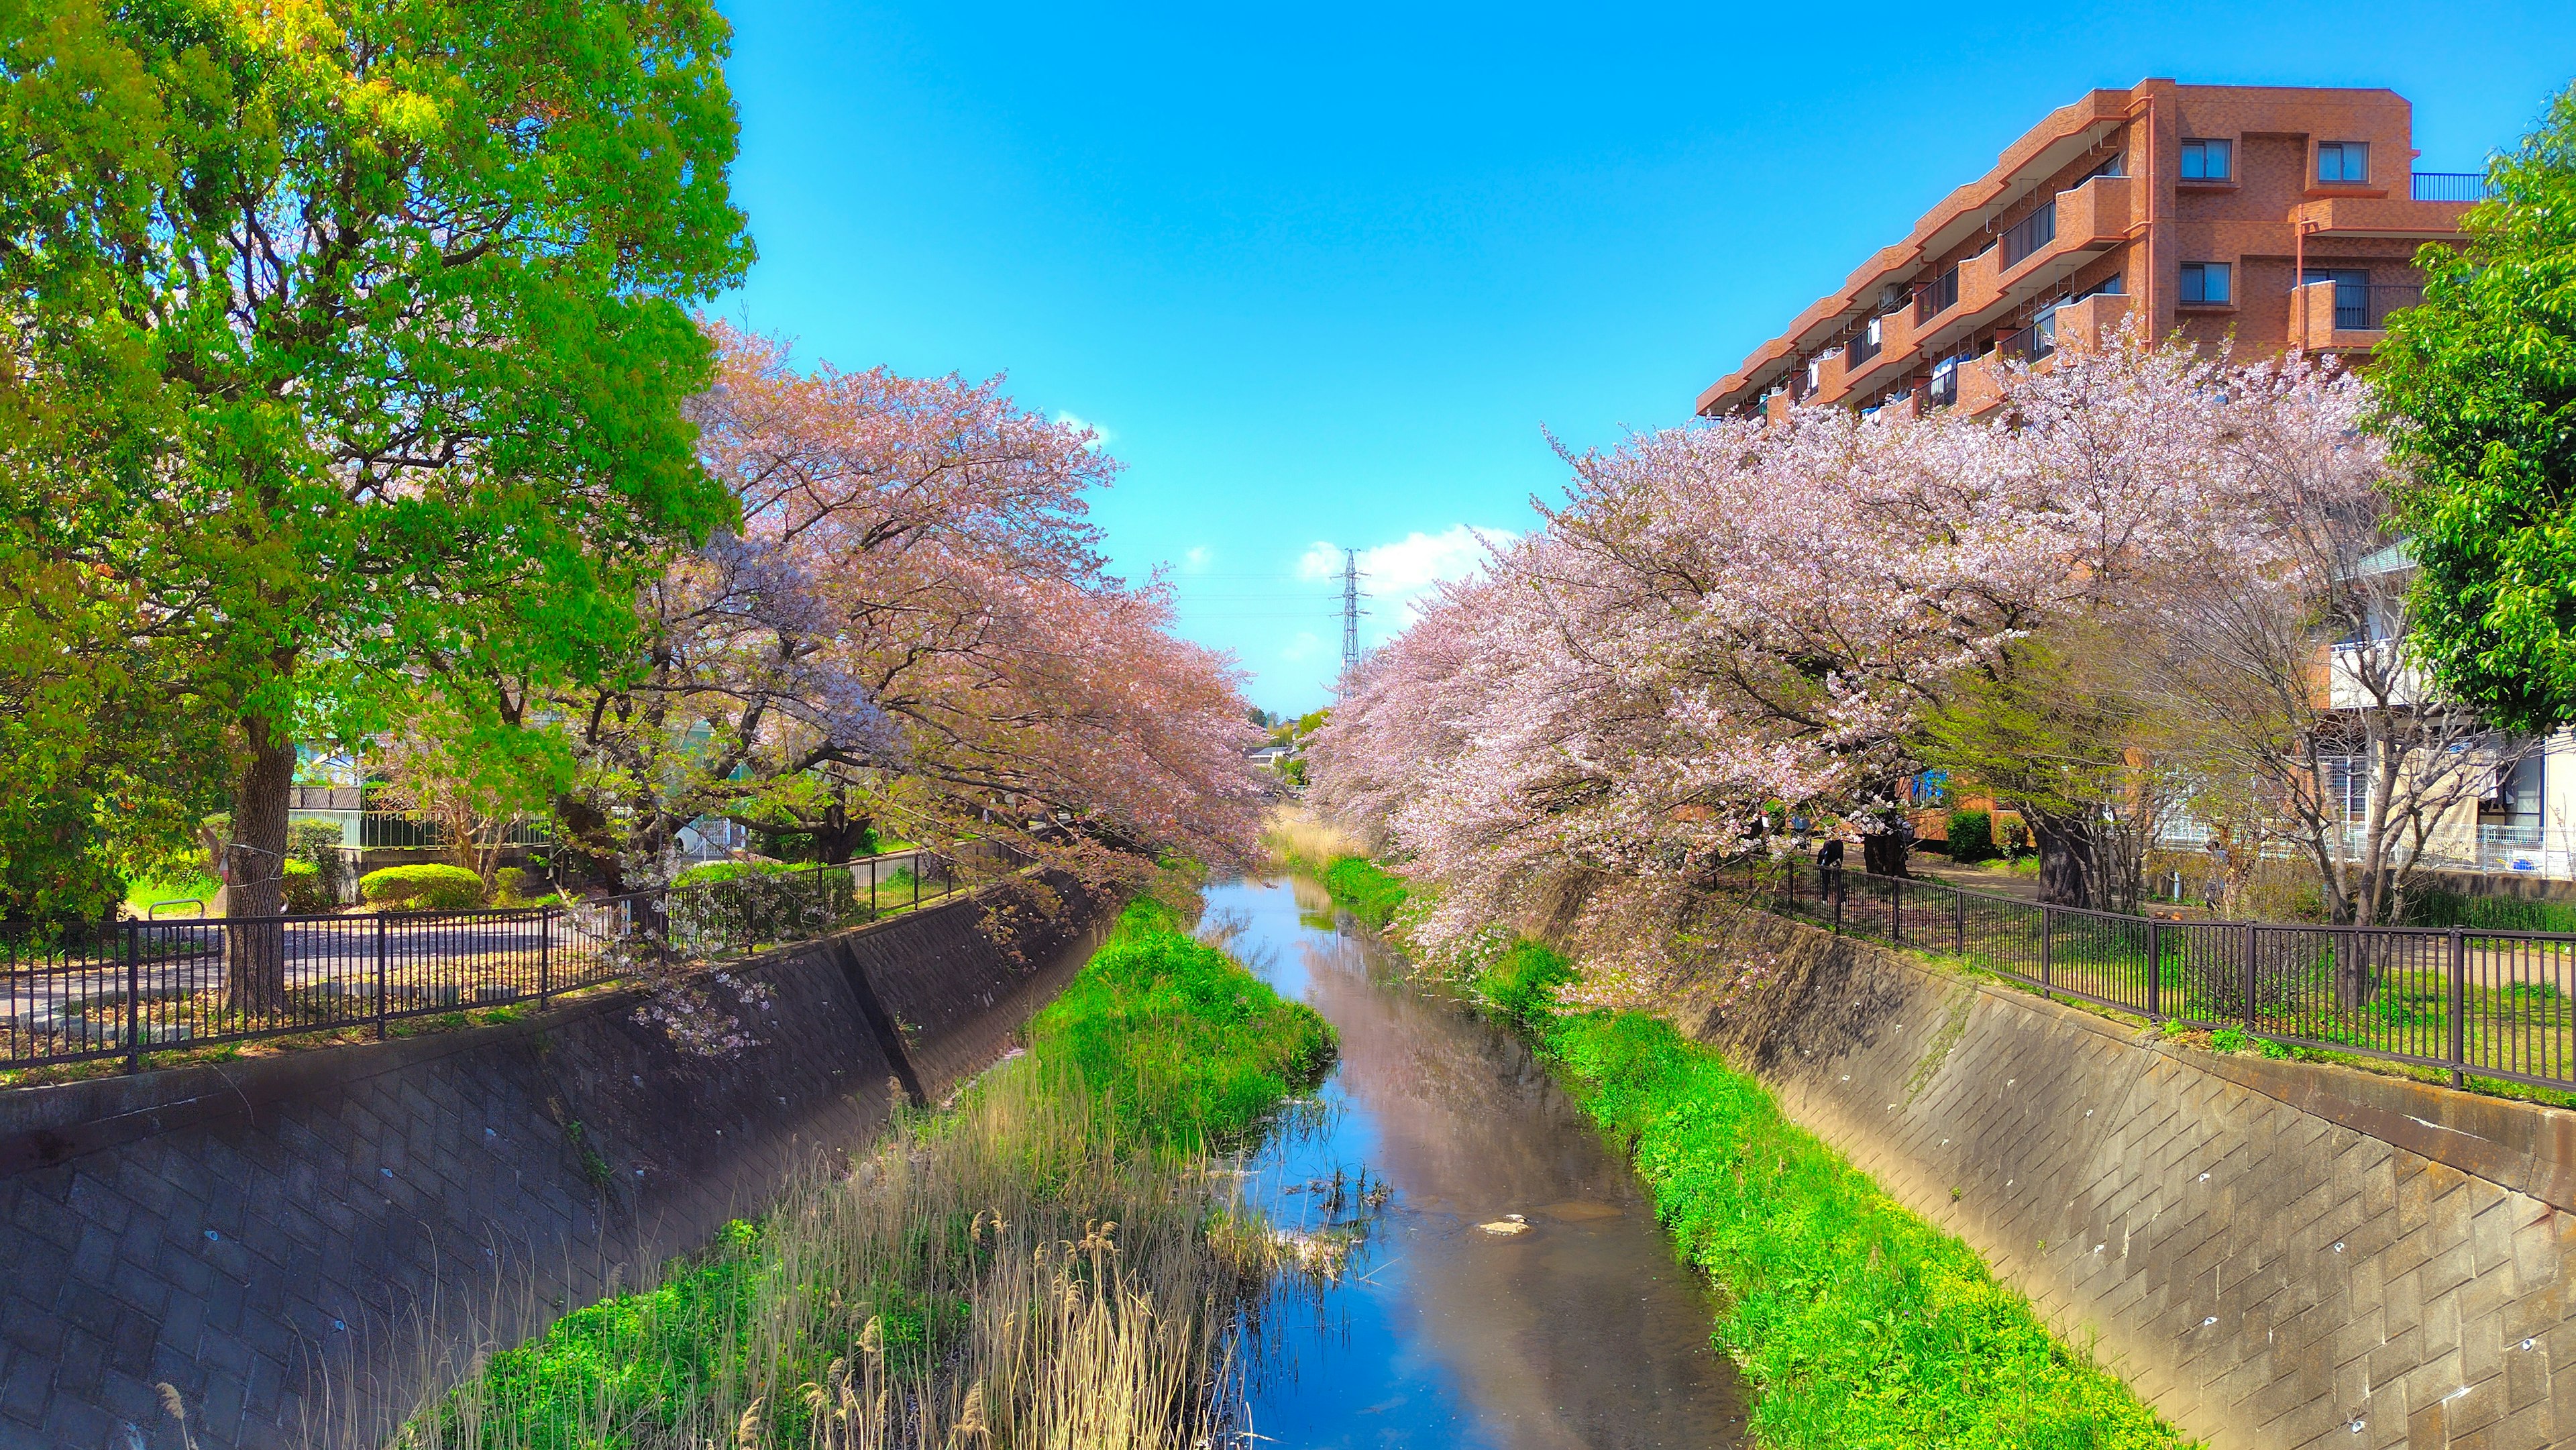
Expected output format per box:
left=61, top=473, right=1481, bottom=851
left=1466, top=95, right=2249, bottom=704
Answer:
left=1210, top=876, right=1746, bottom=1448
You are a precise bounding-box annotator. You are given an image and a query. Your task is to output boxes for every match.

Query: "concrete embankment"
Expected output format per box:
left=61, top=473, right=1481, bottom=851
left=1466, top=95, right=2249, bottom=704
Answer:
left=0, top=874, right=1116, bottom=1450
left=1679, top=910, right=2576, bottom=1450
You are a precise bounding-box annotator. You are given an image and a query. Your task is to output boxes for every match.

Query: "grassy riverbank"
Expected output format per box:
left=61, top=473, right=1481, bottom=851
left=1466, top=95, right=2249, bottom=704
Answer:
left=1310, top=855, right=2188, bottom=1450
left=403, top=898, right=1335, bottom=1450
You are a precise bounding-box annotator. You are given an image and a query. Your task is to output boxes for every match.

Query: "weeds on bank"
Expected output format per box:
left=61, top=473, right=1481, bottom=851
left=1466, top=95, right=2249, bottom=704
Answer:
left=400, top=900, right=1336, bottom=1449
left=1311, top=865, right=2191, bottom=1450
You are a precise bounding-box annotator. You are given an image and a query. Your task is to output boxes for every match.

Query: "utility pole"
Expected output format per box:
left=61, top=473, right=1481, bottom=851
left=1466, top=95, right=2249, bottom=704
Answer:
left=1338, top=548, right=1365, bottom=684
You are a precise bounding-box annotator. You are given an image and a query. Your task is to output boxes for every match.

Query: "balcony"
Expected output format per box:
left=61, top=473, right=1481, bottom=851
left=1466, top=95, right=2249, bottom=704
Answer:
left=1997, top=315, right=2054, bottom=364
left=1996, top=176, right=2132, bottom=290
left=2410, top=172, right=2493, bottom=203
left=2290, top=279, right=2424, bottom=352
left=2051, top=291, right=2131, bottom=353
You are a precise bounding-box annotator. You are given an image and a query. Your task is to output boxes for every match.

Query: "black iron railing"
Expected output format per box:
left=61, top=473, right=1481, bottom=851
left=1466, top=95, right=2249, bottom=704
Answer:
left=2000, top=199, right=2058, bottom=270
left=1765, top=864, right=2576, bottom=1092
left=1, top=849, right=1000, bottom=1073
left=1915, top=266, right=1960, bottom=324
left=2294, top=280, right=2426, bottom=333
left=2410, top=172, right=2493, bottom=203
left=1998, top=313, right=2056, bottom=363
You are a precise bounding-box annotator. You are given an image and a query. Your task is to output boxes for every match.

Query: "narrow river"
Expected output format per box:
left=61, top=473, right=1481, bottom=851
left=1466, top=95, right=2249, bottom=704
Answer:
left=1210, top=876, right=1747, bottom=1448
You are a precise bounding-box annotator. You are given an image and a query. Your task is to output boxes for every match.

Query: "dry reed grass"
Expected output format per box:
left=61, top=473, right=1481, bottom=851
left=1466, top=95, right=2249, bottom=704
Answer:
left=396, top=1049, right=1309, bottom=1449
left=1257, top=807, right=1359, bottom=874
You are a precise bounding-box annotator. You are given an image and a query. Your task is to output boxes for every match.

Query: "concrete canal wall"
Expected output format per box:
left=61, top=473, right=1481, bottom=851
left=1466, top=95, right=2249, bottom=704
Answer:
left=1674, top=911, right=2576, bottom=1450
left=0, top=874, right=1116, bottom=1450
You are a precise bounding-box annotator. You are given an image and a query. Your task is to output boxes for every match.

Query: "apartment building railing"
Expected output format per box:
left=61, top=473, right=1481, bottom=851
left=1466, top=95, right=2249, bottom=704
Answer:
left=2000, top=199, right=2058, bottom=270
left=1915, top=266, right=1960, bottom=324
left=2409, top=172, right=2494, bottom=203
left=2294, top=280, right=2427, bottom=333
left=1998, top=312, right=2056, bottom=364
left=1, top=849, right=1004, bottom=1074
left=1768, top=864, right=2575, bottom=1092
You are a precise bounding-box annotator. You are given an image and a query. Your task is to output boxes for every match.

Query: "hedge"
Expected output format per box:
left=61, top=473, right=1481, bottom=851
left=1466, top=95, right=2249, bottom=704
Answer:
left=360, top=864, right=488, bottom=913
left=1946, top=809, right=1996, bottom=864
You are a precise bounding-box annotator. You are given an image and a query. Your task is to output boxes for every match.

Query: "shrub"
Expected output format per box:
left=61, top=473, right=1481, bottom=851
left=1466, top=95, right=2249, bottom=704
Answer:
left=360, top=864, right=488, bottom=913
left=287, top=819, right=350, bottom=902
left=280, top=858, right=331, bottom=915
left=492, top=866, right=530, bottom=905
left=1479, top=938, right=1574, bottom=1029
left=1946, top=809, right=1996, bottom=864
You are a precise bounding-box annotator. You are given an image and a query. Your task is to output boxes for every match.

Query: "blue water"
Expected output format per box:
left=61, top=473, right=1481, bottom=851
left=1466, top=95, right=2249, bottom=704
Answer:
left=1210, top=876, right=1746, bottom=1449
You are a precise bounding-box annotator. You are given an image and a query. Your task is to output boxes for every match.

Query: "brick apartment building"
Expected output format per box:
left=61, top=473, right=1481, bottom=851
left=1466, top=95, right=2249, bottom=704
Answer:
left=1695, top=79, right=2481, bottom=421
left=1709, top=81, right=2576, bottom=891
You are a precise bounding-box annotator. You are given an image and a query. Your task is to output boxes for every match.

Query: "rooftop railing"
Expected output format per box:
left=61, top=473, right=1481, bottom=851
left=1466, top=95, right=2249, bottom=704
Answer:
left=2410, top=172, right=2494, bottom=203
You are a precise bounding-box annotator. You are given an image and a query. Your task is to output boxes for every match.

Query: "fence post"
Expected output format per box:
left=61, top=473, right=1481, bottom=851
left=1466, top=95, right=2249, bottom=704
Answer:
left=2447, top=925, right=2467, bottom=1089
left=538, top=904, right=552, bottom=1009
left=1953, top=884, right=1966, bottom=957
left=1831, top=869, right=1843, bottom=935
left=2041, top=907, right=2053, bottom=999
left=1892, top=878, right=1902, bottom=945
left=2241, top=922, right=2258, bottom=1035
left=123, top=920, right=141, bottom=1074
left=2147, top=918, right=2161, bottom=1021
left=374, top=912, right=389, bottom=1041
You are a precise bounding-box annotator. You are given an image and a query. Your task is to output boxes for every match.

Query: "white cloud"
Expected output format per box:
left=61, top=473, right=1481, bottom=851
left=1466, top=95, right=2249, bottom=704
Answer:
left=1296, top=527, right=1513, bottom=638
left=1054, top=411, right=1114, bottom=446
left=1182, top=546, right=1213, bottom=573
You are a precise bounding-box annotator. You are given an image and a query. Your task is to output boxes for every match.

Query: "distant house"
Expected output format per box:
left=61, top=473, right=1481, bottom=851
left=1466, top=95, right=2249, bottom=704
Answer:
left=1246, top=744, right=1295, bottom=770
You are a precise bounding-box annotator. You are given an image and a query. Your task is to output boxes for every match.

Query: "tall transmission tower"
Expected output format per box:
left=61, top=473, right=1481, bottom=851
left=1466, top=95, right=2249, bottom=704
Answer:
left=1338, top=548, right=1366, bottom=684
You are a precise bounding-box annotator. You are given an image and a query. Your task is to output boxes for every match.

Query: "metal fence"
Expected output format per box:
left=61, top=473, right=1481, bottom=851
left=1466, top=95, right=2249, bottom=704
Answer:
left=1770, top=865, right=2576, bottom=1092
left=1, top=851, right=986, bottom=1074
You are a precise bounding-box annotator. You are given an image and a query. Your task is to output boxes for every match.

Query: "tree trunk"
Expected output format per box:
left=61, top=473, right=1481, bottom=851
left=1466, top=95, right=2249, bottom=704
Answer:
left=2021, top=805, right=2097, bottom=909
left=1862, top=831, right=1909, bottom=877
left=815, top=793, right=872, bottom=865
left=225, top=715, right=297, bottom=1014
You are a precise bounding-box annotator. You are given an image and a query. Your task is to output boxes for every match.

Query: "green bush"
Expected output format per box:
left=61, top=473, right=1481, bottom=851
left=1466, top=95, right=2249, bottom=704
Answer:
left=1946, top=809, right=1996, bottom=864
left=360, top=864, right=488, bottom=913
left=1318, top=856, right=1407, bottom=931
left=280, top=858, right=331, bottom=915
left=1479, top=937, right=1575, bottom=1029
left=287, top=819, right=350, bottom=902
left=670, top=859, right=798, bottom=889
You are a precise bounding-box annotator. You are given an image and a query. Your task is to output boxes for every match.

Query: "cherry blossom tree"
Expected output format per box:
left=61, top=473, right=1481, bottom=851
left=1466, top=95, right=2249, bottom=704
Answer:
left=529, top=324, right=1265, bottom=888
left=1313, top=332, right=2445, bottom=957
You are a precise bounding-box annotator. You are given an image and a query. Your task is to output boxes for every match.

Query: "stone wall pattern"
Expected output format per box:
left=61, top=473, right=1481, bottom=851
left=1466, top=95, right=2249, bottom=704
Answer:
left=0, top=875, right=1115, bottom=1450
left=1679, top=913, right=2576, bottom=1450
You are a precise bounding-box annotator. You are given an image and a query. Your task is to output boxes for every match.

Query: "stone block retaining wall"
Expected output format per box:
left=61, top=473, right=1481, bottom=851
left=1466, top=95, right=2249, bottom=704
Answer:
left=0, top=874, right=1115, bottom=1449
left=1676, top=913, right=2576, bottom=1450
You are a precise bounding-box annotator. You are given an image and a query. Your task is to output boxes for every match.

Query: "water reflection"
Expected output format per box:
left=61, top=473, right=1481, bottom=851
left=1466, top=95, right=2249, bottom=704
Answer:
left=1218, top=877, right=1745, bottom=1449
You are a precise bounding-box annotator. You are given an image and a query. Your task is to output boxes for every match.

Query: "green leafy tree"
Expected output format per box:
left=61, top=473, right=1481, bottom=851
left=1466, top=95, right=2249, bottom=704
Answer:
left=2377, top=83, right=2576, bottom=733
left=0, top=0, right=749, bottom=1001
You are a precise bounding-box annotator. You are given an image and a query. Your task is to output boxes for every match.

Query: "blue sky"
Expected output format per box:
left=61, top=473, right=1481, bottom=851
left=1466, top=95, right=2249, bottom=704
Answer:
left=714, top=1, right=2574, bottom=713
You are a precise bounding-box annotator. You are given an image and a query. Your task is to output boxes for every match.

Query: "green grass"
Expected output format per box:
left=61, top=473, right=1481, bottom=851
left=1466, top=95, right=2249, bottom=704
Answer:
left=410, top=897, right=1336, bottom=1448
left=1318, top=856, right=1407, bottom=931
left=1026, top=899, right=1339, bottom=1151
left=1535, top=1009, right=2190, bottom=1449
left=123, top=872, right=219, bottom=917
left=1311, top=865, right=2189, bottom=1450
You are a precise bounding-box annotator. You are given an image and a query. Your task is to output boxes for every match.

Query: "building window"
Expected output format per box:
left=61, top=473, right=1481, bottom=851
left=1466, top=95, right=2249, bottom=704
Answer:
left=2078, top=152, right=2125, bottom=183
left=2180, top=262, right=2233, bottom=306
left=2316, top=141, right=2369, bottom=184
left=2321, top=756, right=2371, bottom=823
left=1916, top=265, right=1960, bottom=321
left=2072, top=272, right=2126, bottom=302
left=2001, top=201, right=2057, bottom=268
left=2180, top=138, right=2233, bottom=180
